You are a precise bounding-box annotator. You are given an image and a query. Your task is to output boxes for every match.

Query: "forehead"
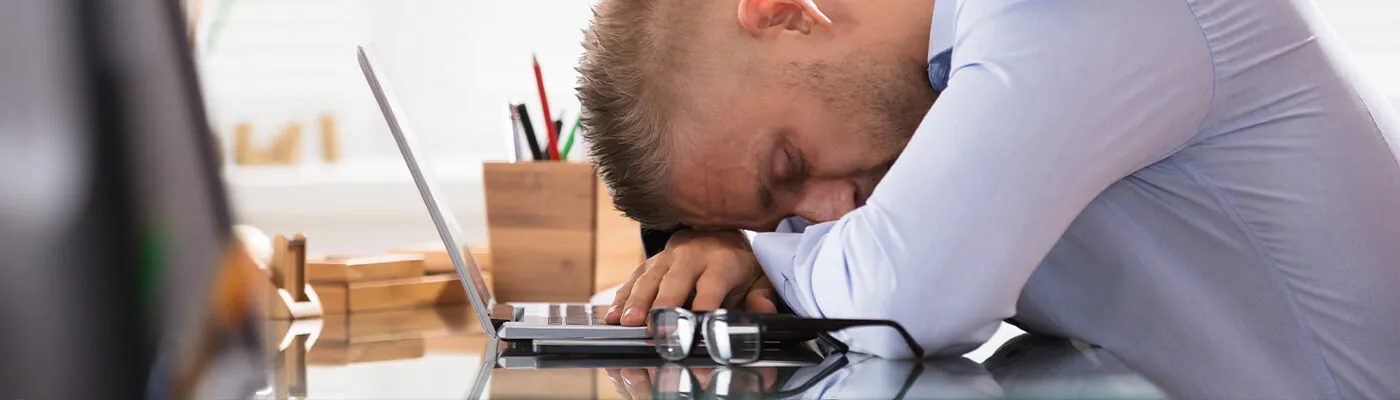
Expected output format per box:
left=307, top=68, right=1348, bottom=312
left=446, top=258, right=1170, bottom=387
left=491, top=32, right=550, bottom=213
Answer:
left=667, top=122, right=775, bottom=230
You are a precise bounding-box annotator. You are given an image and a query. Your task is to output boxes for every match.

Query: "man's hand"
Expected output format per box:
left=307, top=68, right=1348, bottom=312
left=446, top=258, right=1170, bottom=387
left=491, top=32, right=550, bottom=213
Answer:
left=606, top=229, right=778, bottom=326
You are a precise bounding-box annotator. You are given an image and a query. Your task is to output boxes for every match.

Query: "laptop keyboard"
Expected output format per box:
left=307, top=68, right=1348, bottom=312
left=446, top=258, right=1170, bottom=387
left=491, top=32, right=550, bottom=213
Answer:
left=544, top=304, right=613, bottom=326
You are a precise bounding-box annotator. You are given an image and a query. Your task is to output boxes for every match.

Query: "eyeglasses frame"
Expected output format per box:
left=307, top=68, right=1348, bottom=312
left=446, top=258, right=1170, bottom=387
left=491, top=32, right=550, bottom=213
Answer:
left=648, top=308, right=926, bottom=365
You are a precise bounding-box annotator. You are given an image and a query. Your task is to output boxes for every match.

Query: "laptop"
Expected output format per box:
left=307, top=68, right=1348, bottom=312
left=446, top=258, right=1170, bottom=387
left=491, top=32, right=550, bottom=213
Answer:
left=358, top=44, right=647, bottom=340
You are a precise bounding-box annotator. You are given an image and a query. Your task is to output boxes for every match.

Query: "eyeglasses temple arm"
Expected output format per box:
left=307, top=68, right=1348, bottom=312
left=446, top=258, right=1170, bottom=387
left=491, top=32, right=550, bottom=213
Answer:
left=874, top=320, right=925, bottom=359
left=773, top=319, right=925, bottom=359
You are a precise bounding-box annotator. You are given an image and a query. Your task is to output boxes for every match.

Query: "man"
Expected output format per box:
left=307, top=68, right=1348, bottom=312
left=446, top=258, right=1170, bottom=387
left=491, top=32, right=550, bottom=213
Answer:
left=577, top=0, right=1400, bottom=397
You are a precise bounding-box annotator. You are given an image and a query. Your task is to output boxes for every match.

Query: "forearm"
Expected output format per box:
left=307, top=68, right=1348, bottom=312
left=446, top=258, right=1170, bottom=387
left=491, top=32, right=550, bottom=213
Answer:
left=754, top=0, right=1212, bottom=358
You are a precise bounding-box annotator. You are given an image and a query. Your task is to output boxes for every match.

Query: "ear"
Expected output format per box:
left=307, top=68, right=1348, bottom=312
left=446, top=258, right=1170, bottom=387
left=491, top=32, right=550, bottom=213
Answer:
left=736, top=0, right=833, bottom=37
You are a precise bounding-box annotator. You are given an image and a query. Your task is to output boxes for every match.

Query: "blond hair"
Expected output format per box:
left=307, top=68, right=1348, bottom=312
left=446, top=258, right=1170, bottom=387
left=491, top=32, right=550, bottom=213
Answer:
left=577, top=0, right=706, bottom=230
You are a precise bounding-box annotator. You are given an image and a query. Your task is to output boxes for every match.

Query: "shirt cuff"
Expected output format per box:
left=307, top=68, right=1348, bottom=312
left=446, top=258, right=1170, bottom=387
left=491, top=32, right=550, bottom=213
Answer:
left=751, top=232, right=818, bottom=318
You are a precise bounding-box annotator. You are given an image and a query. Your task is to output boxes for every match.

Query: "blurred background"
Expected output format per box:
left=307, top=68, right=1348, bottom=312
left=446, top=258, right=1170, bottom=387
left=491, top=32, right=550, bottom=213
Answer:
left=196, top=0, right=599, bottom=255
left=199, top=0, right=1400, bottom=256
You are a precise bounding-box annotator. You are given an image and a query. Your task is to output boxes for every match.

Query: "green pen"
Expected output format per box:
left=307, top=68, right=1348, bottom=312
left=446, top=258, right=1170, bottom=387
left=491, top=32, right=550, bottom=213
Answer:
left=560, top=117, right=582, bottom=161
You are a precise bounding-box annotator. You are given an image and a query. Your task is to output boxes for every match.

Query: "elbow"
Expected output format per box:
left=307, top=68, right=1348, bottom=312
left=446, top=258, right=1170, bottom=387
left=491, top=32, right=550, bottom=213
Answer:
left=841, top=289, right=1006, bottom=359
left=802, top=208, right=1011, bottom=358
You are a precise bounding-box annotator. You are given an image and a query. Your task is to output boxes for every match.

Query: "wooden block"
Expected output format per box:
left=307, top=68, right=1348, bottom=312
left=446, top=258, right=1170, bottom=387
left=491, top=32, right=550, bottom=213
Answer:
left=306, top=254, right=425, bottom=283
left=307, top=339, right=426, bottom=365
left=283, top=123, right=302, bottom=165
left=312, top=275, right=468, bottom=314
left=260, top=284, right=323, bottom=320
left=311, top=283, right=348, bottom=314
left=389, top=242, right=492, bottom=275
left=318, top=306, right=477, bottom=344
left=271, top=234, right=309, bottom=302
left=483, top=162, right=598, bottom=302
left=593, top=179, right=646, bottom=292
left=268, top=124, right=299, bottom=165
left=257, top=234, right=322, bottom=320
left=491, top=368, right=596, bottom=399
left=233, top=123, right=253, bottom=165
left=275, top=334, right=309, bottom=399
left=320, top=113, right=341, bottom=164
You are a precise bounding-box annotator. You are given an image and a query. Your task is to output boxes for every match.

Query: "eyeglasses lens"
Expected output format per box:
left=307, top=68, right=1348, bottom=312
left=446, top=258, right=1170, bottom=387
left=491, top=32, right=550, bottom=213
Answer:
left=707, top=368, right=765, bottom=398
left=652, top=309, right=697, bottom=361
left=653, top=364, right=697, bottom=399
left=706, top=313, right=762, bottom=365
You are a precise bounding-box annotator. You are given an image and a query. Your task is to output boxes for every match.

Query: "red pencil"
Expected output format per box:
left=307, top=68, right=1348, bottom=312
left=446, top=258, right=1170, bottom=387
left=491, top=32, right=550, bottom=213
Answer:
left=533, top=54, right=561, bottom=160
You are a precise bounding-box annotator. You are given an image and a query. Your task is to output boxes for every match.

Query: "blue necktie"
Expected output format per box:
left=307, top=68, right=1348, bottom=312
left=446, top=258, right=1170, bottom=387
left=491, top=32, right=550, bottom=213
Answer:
left=928, top=48, right=953, bottom=92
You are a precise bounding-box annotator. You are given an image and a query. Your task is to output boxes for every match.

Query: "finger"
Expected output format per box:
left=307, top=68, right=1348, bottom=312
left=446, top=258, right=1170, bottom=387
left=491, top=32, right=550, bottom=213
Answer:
left=689, top=250, right=758, bottom=311
left=745, top=280, right=778, bottom=314
left=721, top=278, right=758, bottom=310
left=758, top=367, right=781, bottom=390
left=622, top=260, right=673, bottom=326
left=606, top=369, right=631, bottom=400
left=690, top=271, right=734, bottom=312
left=608, top=263, right=649, bottom=324
left=606, top=368, right=624, bottom=382
left=621, top=368, right=654, bottom=400
left=651, top=261, right=704, bottom=310
left=720, top=266, right=763, bottom=310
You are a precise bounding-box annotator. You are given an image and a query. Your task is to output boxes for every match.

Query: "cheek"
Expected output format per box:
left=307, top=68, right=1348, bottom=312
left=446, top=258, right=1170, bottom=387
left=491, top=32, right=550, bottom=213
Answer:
left=799, top=137, right=879, bottom=179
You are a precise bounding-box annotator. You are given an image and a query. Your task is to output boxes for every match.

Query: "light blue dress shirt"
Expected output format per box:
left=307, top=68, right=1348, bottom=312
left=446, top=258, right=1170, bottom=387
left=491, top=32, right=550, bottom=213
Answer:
left=751, top=0, right=1400, bottom=398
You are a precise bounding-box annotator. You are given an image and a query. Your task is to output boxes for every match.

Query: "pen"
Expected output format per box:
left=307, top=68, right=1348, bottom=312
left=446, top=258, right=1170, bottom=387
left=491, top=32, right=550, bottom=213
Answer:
left=508, top=104, right=529, bottom=162
left=561, top=116, right=581, bottom=161
left=554, top=118, right=564, bottom=146
left=515, top=104, right=545, bottom=161
left=554, top=110, right=565, bottom=158
left=533, top=54, right=562, bottom=160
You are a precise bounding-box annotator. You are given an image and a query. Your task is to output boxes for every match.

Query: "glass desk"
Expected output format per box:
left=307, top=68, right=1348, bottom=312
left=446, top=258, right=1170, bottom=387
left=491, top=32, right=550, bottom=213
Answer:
left=204, top=305, right=1165, bottom=399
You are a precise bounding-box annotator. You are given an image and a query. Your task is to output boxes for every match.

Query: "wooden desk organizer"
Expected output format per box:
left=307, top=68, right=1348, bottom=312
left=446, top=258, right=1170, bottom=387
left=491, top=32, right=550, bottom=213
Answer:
left=483, top=162, right=645, bottom=302
left=260, top=234, right=323, bottom=320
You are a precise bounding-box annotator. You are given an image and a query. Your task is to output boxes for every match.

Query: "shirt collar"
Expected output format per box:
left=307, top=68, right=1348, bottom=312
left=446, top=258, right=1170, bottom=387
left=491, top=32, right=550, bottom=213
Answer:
left=928, top=0, right=958, bottom=59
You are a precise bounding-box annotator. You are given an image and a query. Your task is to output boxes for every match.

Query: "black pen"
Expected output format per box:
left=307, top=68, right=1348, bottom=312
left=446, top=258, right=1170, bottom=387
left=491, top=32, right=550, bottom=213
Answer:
left=515, top=104, right=546, bottom=161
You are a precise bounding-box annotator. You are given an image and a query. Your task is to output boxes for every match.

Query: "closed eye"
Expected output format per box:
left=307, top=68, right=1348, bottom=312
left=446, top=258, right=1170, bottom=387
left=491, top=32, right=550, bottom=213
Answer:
left=772, top=146, right=792, bottom=183
left=785, top=145, right=808, bottom=187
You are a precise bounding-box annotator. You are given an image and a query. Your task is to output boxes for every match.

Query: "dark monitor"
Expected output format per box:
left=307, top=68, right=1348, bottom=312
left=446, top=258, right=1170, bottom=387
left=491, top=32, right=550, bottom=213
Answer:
left=0, top=0, right=235, bottom=398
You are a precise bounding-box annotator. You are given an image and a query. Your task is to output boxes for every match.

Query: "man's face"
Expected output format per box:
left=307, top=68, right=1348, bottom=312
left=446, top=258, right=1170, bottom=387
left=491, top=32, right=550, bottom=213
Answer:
left=669, top=51, right=937, bottom=231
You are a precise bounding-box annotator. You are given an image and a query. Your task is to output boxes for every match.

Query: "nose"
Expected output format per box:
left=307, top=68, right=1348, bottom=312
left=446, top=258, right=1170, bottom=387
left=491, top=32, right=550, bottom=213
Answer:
left=792, top=180, right=858, bottom=223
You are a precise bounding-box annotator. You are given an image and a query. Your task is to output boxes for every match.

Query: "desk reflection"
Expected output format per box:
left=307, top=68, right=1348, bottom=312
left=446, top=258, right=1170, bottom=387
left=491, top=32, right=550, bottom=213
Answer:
left=483, top=334, right=1164, bottom=399
left=583, top=338, right=1162, bottom=399
left=223, top=306, right=1163, bottom=399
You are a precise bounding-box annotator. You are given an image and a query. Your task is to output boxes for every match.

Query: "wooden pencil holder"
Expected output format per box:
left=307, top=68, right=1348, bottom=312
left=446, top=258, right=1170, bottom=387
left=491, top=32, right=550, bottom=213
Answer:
left=483, top=162, right=646, bottom=303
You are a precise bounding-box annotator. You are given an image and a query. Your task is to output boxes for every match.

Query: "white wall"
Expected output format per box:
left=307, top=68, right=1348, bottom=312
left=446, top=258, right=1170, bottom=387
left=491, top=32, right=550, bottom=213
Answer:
left=200, top=0, right=594, bottom=161
left=204, top=0, right=1400, bottom=255
left=201, top=0, right=600, bottom=254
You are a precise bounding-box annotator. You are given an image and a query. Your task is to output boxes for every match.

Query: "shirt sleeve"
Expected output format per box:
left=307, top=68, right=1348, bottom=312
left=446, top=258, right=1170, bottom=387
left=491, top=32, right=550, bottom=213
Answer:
left=753, top=0, right=1214, bottom=358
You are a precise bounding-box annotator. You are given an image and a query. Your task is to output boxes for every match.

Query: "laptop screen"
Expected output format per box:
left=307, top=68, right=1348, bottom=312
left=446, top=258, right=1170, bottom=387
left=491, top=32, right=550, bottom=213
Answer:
left=357, top=45, right=497, bottom=332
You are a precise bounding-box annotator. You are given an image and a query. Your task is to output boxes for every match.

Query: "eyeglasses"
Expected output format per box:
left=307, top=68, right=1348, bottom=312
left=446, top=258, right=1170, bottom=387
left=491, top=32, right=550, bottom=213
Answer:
left=652, top=355, right=849, bottom=399
left=648, top=308, right=925, bottom=365
left=649, top=355, right=927, bottom=400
